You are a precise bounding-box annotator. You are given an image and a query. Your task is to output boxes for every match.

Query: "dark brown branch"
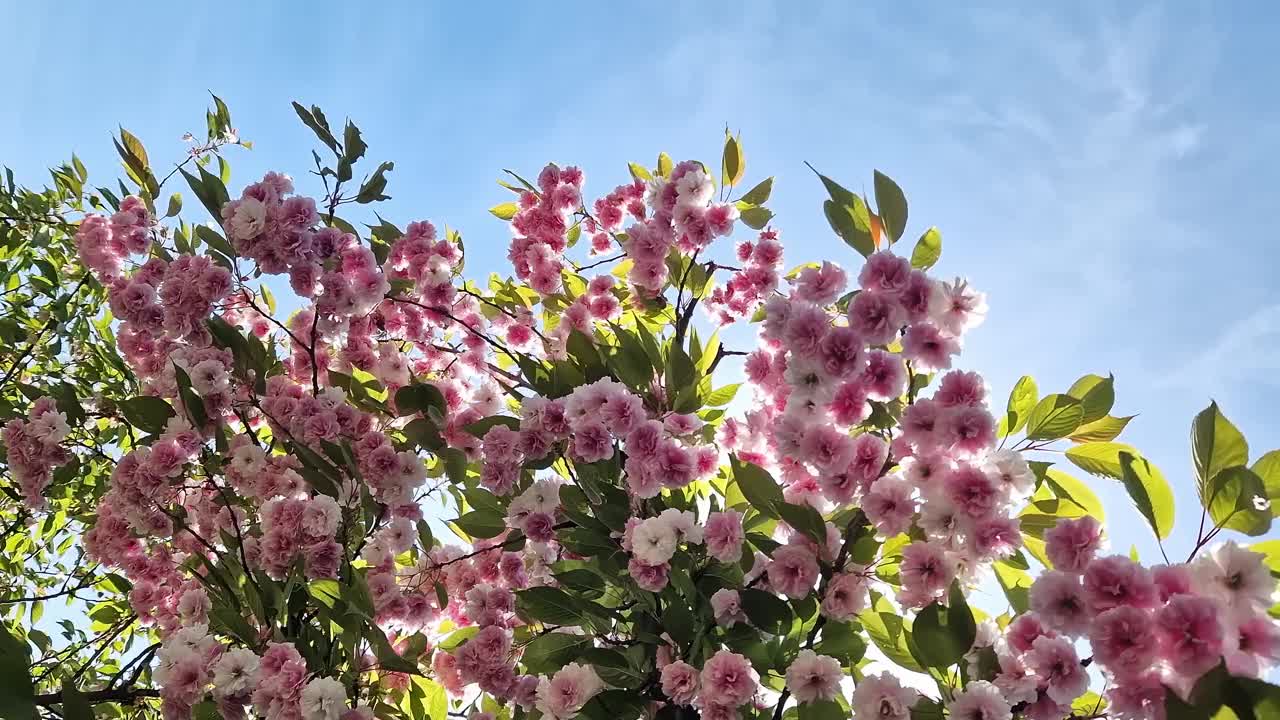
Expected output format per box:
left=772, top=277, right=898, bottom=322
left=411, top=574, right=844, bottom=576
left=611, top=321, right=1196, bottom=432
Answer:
left=34, top=687, right=159, bottom=707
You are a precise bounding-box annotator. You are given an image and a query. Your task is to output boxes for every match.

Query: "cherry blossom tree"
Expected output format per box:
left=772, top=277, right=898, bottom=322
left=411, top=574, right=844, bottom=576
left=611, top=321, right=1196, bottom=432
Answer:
left=1, top=97, right=1277, bottom=720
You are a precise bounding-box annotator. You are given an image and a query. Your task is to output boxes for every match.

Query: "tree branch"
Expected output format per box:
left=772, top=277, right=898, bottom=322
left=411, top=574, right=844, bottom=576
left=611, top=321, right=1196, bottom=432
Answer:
left=34, top=687, right=159, bottom=707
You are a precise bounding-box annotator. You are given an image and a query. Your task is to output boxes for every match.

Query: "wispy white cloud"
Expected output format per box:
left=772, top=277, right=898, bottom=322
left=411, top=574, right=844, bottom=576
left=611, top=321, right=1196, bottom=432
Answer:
left=1156, top=303, right=1280, bottom=394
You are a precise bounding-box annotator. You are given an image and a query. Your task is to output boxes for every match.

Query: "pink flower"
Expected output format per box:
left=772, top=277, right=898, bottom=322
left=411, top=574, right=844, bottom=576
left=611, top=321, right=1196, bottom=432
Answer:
left=848, top=291, right=905, bottom=346
left=793, top=261, right=847, bottom=306
left=767, top=545, right=820, bottom=599
left=943, top=405, right=996, bottom=456
left=799, top=424, right=856, bottom=472
left=851, top=673, right=917, bottom=720
left=1005, top=613, right=1056, bottom=655
left=1044, top=517, right=1104, bottom=574
left=898, top=541, right=955, bottom=608
left=863, top=474, right=917, bottom=537
left=947, top=681, right=1010, bottom=720
left=711, top=589, right=747, bottom=627
left=1083, top=556, right=1159, bottom=613
left=785, top=650, right=842, bottom=703
left=1225, top=611, right=1280, bottom=677
left=699, top=651, right=758, bottom=707
left=944, top=463, right=1001, bottom=520
left=660, top=661, right=700, bottom=705
left=902, top=323, right=959, bottom=372
left=1089, top=606, right=1158, bottom=678
left=535, top=663, right=602, bottom=720
left=523, top=512, right=556, bottom=543
left=1105, top=673, right=1166, bottom=720
left=1025, top=635, right=1087, bottom=704
left=705, top=511, right=745, bottom=563
left=821, top=571, right=869, bottom=621
left=818, top=326, right=865, bottom=379
left=1152, top=564, right=1194, bottom=602
left=784, top=302, right=831, bottom=358
left=1029, top=570, right=1090, bottom=636
left=629, top=558, right=670, bottom=592
left=969, top=516, right=1022, bottom=561
left=1156, top=594, right=1224, bottom=680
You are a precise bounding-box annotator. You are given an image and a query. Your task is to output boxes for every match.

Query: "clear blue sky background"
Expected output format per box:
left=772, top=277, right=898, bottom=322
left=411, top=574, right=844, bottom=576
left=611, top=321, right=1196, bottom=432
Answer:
left=3, top=1, right=1278, bottom=566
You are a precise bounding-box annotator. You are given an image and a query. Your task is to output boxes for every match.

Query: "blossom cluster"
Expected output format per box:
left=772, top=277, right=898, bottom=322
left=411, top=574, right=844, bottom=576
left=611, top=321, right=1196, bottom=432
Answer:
left=2, top=396, right=72, bottom=508
left=702, top=229, right=785, bottom=325
left=1008, top=521, right=1280, bottom=718
left=75, top=195, right=153, bottom=281
left=615, top=161, right=737, bottom=293
left=506, top=164, right=584, bottom=296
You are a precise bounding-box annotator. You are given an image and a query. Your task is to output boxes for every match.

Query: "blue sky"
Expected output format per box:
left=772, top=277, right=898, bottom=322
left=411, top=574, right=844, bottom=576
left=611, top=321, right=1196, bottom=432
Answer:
left=3, top=0, right=1278, bottom=565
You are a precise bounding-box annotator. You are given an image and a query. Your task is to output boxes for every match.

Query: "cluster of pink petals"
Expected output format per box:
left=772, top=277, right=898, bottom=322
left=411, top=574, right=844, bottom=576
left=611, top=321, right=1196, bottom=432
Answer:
left=613, top=160, right=738, bottom=294
left=506, top=164, right=584, bottom=296
left=2, top=396, right=72, bottom=508
left=75, top=195, right=153, bottom=281
left=703, top=229, right=785, bottom=325
left=1002, top=522, right=1280, bottom=718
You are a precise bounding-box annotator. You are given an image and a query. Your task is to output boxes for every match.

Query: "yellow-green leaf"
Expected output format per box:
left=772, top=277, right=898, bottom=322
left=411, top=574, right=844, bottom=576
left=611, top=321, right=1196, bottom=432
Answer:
left=489, top=202, right=519, bottom=220
left=910, top=227, right=941, bottom=270
left=1118, top=452, right=1175, bottom=540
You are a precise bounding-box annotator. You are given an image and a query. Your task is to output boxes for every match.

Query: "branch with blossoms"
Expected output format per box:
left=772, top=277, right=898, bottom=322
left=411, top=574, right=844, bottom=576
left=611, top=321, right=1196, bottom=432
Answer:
left=0, top=97, right=1277, bottom=720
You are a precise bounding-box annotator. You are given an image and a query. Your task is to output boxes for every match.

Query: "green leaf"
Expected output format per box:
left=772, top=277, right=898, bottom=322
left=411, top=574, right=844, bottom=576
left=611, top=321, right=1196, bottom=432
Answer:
left=732, top=458, right=783, bottom=517
left=739, top=588, right=793, bottom=635
left=993, top=562, right=1032, bottom=613
left=859, top=597, right=924, bottom=673
left=912, top=582, right=976, bottom=669
left=1252, top=450, right=1280, bottom=517
left=798, top=700, right=845, bottom=720
left=1250, top=540, right=1280, bottom=574
left=1118, top=452, right=1176, bottom=540
left=165, top=193, right=183, bottom=218
left=740, top=206, right=773, bottom=230
left=464, top=415, right=521, bottom=438
left=1193, top=401, right=1249, bottom=500
left=1066, top=374, right=1115, bottom=425
left=0, top=624, right=34, bottom=720
left=740, top=177, right=773, bottom=205
left=489, top=202, right=519, bottom=220
left=356, top=161, right=394, bottom=203
left=581, top=690, right=647, bottom=720
left=453, top=510, right=506, bottom=540
left=814, top=621, right=867, bottom=663
left=628, top=162, right=653, bottom=183
left=1065, top=442, right=1140, bottom=480
left=722, top=133, right=744, bottom=188
left=522, top=632, right=592, bottom=674
left=1070, top=414, right=1136, bottom=443
left=703, top=384, right=740, bottom=407
left=910, top=227, right=942, bottom=270
left=119, top=395, right=176, bottom=434
left=777, top=502, right=827, bottom=545
left=292, top=102, right=339, bottom=153
left=873, top=170, right=908, bottom=242
left=308, top=579, right=342, bottom=609
left=60, top=684, right=94, bottom=720
left=823, top=198, right=874, bottom=257
left=342, top=121, right=367, bottom=166
left=395, top=383, right=446, bottom=417
left=1205, top=466, right=1272, bottom=537
left=657, top=152, right=674, bottom=178
left=119, top=127, right=150, bottom=170
left=173, top=364, right=209, bottom=429
left=367, top=622, right=420, bottom=674
left=1004, top=376, right=1038, bottom=437
left=1026, top=394, right=1084, bottom=441
left=516, top=587, right=586, bottom=626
